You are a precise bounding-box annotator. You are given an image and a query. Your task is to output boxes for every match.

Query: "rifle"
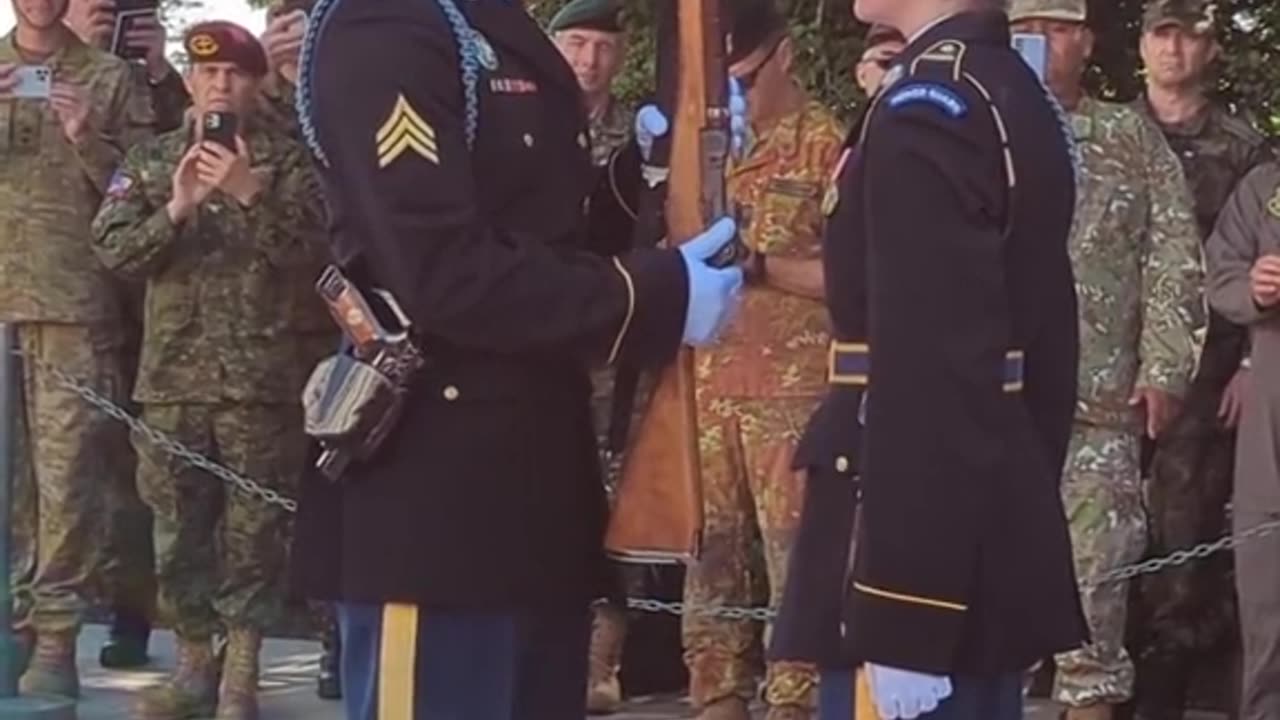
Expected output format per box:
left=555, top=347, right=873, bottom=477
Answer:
left=604, top=0, right=733, bottom=564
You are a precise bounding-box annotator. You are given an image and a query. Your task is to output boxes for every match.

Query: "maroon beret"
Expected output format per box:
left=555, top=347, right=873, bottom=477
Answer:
left=183, top=21, right=269, bottom=77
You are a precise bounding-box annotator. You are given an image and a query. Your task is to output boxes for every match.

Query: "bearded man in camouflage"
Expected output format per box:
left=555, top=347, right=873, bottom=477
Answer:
left=0, top=0, right=138, bottom=696
left=91, top=21, right=327, bottom=720
left=1125, top=2, right=1273, bottom=718
left=1008, top=1, right=1205, bottom=719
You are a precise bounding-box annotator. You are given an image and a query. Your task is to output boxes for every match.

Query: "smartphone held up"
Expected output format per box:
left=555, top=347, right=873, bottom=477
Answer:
left=201, top=111, right=240, bottom=152
left=109, top=0, right=161, bottom=60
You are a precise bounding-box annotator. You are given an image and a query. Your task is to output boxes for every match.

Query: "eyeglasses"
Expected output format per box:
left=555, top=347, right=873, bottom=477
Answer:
left=734, top=36, right=785, bottom=90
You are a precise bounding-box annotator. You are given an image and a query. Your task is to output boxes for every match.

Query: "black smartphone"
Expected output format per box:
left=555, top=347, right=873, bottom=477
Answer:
left=201, top=112, right=239, bottom=151
left=109, top=0, right=159, bottom=60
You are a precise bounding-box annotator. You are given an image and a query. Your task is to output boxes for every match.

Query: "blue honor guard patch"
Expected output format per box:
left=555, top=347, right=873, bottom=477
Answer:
left=886, top=83, right=968, bottom=118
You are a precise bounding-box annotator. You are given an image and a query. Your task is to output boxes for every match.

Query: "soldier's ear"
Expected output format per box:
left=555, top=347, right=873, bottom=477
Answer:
left=778, top=36, right=795, bottom=73
left=1081, top=26, right=1096, bottom=60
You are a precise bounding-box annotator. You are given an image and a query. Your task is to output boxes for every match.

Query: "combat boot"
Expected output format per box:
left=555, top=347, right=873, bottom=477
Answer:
left=18, top=629, right=79, bottom=698
left=135, top=636, right=218, bottom=719
left=100, top=606, right=151, bottom=669
left=215, top=626, right=262, bottom=720
left=697, top=696, right=752, bottom=720
left=586, top=605, right=626, bottom=714
left=1065, top=704, right=1115, bottom=720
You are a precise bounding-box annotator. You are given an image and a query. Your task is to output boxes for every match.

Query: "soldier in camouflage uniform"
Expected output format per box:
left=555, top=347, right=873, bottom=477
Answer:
left=549, top=0, right=630, bottom=168
left=60, top=0, right=191, bottom=672
left=254, top=1, right=348, bottom=701
left=0, top=0, right=139, bottom=697
left=682, top=3, right=842, bottom=719
left=549, top=0, right=637, bottom=713
left=1010, top=2, right=1206, bottom=719
left=90, top=21, right=327, bottom=720
left=1124, top=2, right=1273, bottom=718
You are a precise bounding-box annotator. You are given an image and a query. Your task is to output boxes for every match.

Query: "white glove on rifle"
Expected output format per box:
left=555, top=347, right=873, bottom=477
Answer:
left=865, top=663, right=954, bottom=719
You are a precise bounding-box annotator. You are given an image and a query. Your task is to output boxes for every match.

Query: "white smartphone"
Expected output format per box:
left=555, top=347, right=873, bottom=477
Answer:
left=1011, top=32, right=1049, bottom=83
left=10, top=65, right=52, bottom=99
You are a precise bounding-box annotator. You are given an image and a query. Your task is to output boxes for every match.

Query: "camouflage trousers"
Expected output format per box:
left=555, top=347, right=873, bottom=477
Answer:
left=683, top=395, right=818, bottom=711
left=97, top=333, right=155, bottom=621
left=1054, top=423, right=1148, bottom=707
left=1127, top=384, right=1238, bottom=715
left=11, top=322, right=126, bottom=634
left=134, top=402, right=305, bottom=639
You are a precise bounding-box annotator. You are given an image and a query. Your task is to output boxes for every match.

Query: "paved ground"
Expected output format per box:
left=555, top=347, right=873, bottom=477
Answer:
left=12, top=624, right=1214, bottom=719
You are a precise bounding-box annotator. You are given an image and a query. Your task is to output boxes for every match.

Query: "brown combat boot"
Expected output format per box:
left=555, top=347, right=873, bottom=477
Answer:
left=135, top=635, right=218, bottom=719
left=215, top=626, right=262, bottom=720
left=1065, top=704, right=1115, bottom=720
left=697, top=696, right=752, bottom=720
left=586, top=605, right=626, bottom=714
left=18, top=629, right=79, bottom=698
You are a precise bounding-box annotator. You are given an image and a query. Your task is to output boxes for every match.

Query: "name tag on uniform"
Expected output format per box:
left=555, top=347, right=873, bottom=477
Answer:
left=490, top=78, right=538, bottom=95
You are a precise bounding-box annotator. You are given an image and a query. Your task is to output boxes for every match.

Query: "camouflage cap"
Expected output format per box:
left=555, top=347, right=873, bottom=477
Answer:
left=1007, top=0, right=1087, bottom=23
left=1142, top=0, right=1218, bottom=34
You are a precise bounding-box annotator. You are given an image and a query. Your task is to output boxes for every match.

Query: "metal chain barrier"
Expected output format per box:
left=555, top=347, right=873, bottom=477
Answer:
left=17, top=349, right=1280, bottom=620
left=16, top=350, right=298, bottom=514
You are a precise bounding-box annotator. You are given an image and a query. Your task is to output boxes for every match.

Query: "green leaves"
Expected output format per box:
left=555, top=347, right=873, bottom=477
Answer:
left=533, top=0, right=1280, bottom=134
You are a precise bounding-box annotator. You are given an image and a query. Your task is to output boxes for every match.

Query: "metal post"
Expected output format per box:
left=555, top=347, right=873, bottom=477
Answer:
left=0, top=324, right=74, bottom=718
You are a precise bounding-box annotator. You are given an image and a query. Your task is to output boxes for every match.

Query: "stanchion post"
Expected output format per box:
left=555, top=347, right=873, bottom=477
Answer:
left=0, top=323, right=75, bottom=718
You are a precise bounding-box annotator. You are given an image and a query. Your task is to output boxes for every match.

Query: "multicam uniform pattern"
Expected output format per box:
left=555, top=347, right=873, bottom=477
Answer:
left=683, top=99, right=842, bottom=715
left=1128, top=99, right=1271, bottom=713
left=90, top=120, right=328, bottom=639
left=1053, top=97, right=1205, bottom=708
left=0, top=32, right=137, bottom=635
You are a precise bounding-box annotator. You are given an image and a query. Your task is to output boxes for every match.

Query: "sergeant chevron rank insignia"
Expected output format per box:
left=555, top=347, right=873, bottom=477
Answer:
left=376, top=94, right=438, bottom=168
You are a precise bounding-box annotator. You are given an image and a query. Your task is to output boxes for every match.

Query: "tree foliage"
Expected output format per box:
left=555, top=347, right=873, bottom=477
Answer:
left=528, top=0, right=1280, bottom=134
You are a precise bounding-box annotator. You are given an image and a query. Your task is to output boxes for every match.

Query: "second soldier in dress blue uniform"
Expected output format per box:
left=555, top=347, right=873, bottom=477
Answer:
left=769, top=1, right=1089, bottom=719
left=287, top=0, right=745, bottom=717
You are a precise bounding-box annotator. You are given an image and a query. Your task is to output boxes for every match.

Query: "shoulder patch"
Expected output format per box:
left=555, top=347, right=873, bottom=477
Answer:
left=885, top=83, right=968, bottom=119
left=105, top=169, right=134, bottom=199
left=1268, top=184, right=1280, bottom=219
left=375, top=94, right=439, bottom=168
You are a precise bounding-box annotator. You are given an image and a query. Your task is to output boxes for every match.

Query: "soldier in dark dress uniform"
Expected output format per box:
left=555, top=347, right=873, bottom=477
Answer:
left=768, top=2, right=1089, bottom=718
left=288, top=0, right=744, bottom=716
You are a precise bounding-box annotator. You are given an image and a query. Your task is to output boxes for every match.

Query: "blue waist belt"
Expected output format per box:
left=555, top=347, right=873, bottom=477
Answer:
left=827, top=342, right=1025, bottom=393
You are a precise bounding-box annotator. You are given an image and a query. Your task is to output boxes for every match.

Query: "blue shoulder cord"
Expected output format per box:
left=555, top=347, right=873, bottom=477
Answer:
left=295, top=0, right=482, bottom=167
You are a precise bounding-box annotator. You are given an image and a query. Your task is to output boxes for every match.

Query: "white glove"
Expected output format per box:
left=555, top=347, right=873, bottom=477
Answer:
left=678, top=217, right=744, bottom=346
left=634, top=105, right=669, bottom=162
left=866, top=663, right=954, bottom=719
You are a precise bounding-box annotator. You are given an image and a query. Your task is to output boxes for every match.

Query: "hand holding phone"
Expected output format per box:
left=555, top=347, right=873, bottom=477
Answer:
left=7, top=66, right=53, bottom=100
left=110, top=0, right=159, bottom=60
left=201, top=111, right=239, bottom=151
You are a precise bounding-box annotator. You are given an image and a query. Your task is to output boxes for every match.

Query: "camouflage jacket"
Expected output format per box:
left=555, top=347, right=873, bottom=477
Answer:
left=1070, top=97, right=1205, bottom=428
left=90, top=118, right=329, bottom=404
left=589, top=94, right=631, bottom=168
left=1135, top=98, right=1272, bottom=389
left=697, top=99, right=844, bottom=399
left=0, top=32, right=137, bottom=325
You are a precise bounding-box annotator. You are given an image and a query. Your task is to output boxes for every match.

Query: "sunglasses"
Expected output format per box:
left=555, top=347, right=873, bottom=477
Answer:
left=735, top=36, right=785, bottom=90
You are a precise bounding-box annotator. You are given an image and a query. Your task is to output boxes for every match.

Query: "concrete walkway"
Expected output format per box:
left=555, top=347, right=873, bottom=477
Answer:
left=49, top=624, right=1221, bottom=719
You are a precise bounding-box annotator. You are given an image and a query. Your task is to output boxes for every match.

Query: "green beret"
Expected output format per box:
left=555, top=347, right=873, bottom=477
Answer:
left=548, top=0, right=623, bottom=33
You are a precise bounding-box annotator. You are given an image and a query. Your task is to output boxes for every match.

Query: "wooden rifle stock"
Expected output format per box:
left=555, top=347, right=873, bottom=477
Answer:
left=604, top=0, right=730, bottom=564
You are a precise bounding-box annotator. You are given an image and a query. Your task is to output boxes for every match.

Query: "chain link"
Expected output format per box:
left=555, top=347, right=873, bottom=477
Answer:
left=15, top=350, right=1280, bottom=619
left=17, top=351, right=298, bottom=513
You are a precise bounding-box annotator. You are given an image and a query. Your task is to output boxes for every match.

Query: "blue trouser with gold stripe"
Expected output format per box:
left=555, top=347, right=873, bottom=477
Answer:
left=817, top=668, right=1022, bottom=720
left=337, top=603, right=591, bottom=719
